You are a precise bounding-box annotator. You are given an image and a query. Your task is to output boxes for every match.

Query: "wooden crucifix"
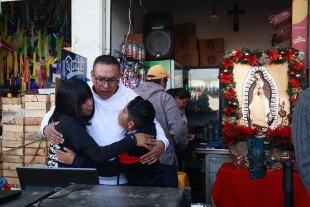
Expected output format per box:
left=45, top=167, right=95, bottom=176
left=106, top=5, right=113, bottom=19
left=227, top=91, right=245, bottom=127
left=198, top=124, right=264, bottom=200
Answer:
left=227, top=3, right=245, bottom=32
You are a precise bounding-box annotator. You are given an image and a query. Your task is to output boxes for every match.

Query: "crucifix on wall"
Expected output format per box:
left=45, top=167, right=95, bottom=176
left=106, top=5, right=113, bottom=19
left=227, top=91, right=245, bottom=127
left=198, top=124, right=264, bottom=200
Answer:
left=227, top=3, right=245, bottom=32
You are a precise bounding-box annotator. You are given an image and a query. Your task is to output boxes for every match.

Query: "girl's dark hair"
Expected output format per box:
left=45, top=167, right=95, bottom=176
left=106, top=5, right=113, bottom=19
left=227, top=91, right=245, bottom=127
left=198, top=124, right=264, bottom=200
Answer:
left=127, top=96, right=155, bottom=129
left=49, top=78, right=95, bottom=125
left=167, top=88, right=190, bottom=99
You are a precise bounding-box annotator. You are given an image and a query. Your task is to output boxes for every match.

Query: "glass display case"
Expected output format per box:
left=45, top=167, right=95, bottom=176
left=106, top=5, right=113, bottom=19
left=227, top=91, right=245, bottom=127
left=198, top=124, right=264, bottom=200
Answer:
left=183, top=67, right=221, bottom=166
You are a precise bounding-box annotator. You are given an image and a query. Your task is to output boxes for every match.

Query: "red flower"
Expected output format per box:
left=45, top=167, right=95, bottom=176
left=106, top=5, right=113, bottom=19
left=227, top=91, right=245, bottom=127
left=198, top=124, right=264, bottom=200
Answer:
left=220, top=73, right=233, bottom=84
left=221, top=122, right=260, bottom=147
left=268, top=49, right=280, bottom=62
left=292, top=61, right=304, bottom=71
left=265, top=126, right=292, bottom=148
left=222, top=58, right=234, bottom=69
left=223, top=107, right=236, bottom=115
left=223, top=88, right=236, bottom=100
left=290, top=95, right=299, bottom=106
left=233, top=49, right=243, bottom=62
left=289, top=79, right=302, bottom=88
left=248, top=54, right=259, bottom=66
left=286, top=49, right=295, bottom=60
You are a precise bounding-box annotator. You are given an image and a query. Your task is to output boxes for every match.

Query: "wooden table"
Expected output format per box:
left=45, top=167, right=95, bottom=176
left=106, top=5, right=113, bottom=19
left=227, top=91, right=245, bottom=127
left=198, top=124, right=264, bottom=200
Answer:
left=211, top=162, right=310, bottom=207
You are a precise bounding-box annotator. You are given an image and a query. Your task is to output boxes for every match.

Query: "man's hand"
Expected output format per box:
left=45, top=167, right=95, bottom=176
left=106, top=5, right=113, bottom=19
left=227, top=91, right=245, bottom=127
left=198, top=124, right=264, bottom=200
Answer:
left=140, top=140, right=164, bottom=165
left=44, top=122, right=64, bottom=144
left=56, top=147, right=76, bottom=165
left=134, top=133, right=157, bottom=150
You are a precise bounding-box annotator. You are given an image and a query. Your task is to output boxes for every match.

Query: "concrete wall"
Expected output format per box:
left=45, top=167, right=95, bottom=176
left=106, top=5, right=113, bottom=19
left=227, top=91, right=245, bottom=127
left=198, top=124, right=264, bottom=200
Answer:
left=111, top=0, right=292, bottom=54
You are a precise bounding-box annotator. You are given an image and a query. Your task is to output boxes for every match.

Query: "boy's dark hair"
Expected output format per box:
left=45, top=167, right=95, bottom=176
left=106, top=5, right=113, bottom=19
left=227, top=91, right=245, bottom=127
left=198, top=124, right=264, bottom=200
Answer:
left=167, top=88, right=190, bottom=99
left=49, top=78, right=95, bottom=125
left=127, top=96, right=155, bottom=129
left=93, top=55, right=120, bottom=74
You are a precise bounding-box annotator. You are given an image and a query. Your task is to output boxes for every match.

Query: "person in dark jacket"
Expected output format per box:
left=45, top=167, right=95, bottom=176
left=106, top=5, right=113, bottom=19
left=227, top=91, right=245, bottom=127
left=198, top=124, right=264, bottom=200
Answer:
left=134, top=65, right=188, bottom=188
left=56, top=96, right=164, bottom=187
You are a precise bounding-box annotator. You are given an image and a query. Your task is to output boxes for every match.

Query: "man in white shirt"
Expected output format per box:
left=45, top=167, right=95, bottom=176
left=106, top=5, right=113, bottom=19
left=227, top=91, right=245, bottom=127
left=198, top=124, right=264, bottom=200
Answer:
left=40, top=55, right=169, bottom=185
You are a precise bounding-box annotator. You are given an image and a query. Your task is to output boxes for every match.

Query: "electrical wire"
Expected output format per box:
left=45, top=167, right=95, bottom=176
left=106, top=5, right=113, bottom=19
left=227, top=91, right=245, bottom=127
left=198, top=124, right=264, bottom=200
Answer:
left=140, top=0, right=147, bottom=14
left=35, top=184, right=94, bottom=207
left=124, top=0, right=132, bottom=46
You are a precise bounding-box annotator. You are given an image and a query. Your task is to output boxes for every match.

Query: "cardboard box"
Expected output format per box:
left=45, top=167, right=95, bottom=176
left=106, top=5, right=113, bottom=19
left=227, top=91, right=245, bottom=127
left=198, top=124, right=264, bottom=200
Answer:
left=175, top=50, right=199, bottom=66
left=24, top=94, right=50, bottom=102
left=174, top=36, right=199, bottom=51
left=2, top=132, right=25, bottom=140
left=24, top=109, right=48, bottom=118
left=25, top=132, right=43, bottom=140
left=174, top=22, right=196, bottom=38
left=24, top=140, right=48, bottom=148
left=25, top=148, right=48, bottom=156
left=2, top=148, right=24, bottom=156
left=24, top=125, right=41, bottom=133
left=199, top=38, right=224, bottom=53
left=2, top=162, right=23, bottom=170
left=124, top=33, right=143, bottom=45
left=3, top=155, right=23, bottom=163
left=2, top=104, right=22, bottom=112
left=24, top=156, right=47, bottom=164
left=200, top=52, right=224, bottom=67
left=6, top=118, right=25, bottom=125
left=24, top=117, right=43, bottom=126
left=2, top=140, right=24, bottom=148
left=2, top=124, right=24, bottom=133
left=1, top=97, right=22, bottom=105
left=25, top=102, right=50, bottom=110
left=3, top=169, right=18, bottom=177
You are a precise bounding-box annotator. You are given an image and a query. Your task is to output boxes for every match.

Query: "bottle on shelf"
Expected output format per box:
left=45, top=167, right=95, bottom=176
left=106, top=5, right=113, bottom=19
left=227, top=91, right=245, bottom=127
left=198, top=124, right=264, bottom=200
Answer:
left=120, top=40, right=126, bottom=55
left=137, top=44, right=142, bottom=60
left=141, top=44, right=146, bottom=61
left=214, top=121, right=219, bottom=140
left=126, top=40, right=133, bottom=58
left=208, top=120, right=214, bottom=141
left=132, top=41, right=137, bottom=59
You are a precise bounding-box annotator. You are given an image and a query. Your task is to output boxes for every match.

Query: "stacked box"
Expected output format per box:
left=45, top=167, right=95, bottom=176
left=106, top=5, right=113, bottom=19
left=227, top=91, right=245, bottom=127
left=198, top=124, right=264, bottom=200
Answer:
left=24, top=94, right=49, bottom=167
left=199, top=38, right=224, bottom=66
left=50, top=93, right=55, bottom=108
left=1, top=97, right=24, bottom=185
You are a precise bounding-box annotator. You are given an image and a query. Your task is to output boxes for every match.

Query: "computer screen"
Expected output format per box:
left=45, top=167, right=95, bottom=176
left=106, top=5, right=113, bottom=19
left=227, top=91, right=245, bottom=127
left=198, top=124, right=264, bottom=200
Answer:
left=16, top=167, right=99, bottom=191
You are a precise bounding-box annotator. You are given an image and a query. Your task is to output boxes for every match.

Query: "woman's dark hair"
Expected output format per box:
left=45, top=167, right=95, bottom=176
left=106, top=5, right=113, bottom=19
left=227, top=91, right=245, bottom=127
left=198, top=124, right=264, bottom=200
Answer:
left=167, top=88, right=190, bottom=99
left=49, top=78, right=95, bottom=125
left=127, top=96, right=155, bottom=129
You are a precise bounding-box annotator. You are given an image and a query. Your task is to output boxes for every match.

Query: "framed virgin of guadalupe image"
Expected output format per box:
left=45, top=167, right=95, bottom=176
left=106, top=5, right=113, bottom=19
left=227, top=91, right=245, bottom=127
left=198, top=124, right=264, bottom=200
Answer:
left=219, top=48, right=306, bottom=130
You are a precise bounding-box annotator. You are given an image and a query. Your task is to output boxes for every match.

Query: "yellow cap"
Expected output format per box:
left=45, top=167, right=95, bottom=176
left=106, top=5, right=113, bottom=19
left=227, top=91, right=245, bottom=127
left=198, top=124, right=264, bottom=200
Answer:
left=146, top=65, right=172, bottom=80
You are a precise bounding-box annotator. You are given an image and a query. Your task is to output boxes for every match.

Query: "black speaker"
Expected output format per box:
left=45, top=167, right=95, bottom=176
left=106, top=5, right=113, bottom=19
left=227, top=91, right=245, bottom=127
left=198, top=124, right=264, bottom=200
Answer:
left=143, top=11, right=174, bottom=61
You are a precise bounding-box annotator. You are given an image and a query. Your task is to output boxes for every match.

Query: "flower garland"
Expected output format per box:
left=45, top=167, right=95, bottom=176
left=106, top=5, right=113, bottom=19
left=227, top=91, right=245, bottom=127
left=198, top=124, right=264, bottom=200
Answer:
left=219, top=47, right=307, bottom=125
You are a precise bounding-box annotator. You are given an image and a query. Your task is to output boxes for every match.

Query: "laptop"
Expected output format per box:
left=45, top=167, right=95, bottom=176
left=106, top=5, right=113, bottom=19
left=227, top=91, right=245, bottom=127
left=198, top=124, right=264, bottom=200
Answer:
left=16, top=167, right=99, bottom=192
left=0, top=190, right=22, bottom=204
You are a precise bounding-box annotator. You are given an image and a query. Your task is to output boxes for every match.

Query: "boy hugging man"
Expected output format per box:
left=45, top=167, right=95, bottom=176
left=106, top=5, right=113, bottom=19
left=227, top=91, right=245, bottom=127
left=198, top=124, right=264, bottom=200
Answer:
left=57, top=96, right=164, bottom=187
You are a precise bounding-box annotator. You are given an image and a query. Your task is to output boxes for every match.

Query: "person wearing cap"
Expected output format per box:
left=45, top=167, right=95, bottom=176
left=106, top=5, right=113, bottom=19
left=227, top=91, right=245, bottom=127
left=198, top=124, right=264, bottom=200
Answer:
left=40, top=55, right=169, bottom=186
left=135, top=65, right=188, bottom=188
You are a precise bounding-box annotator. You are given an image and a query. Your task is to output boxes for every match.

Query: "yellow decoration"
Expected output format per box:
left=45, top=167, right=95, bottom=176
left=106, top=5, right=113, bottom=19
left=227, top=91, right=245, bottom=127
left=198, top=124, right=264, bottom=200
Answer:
left=33, top=52, right=37, bottom=77
left=7, top=93, right=12, bottom=98
left=14, top=51, right=18, bottom=77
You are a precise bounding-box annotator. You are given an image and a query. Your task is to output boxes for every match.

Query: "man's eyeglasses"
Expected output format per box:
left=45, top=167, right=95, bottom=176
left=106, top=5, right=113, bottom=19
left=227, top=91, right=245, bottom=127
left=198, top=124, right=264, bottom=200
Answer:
left=95, top=77, right=119, bottom=87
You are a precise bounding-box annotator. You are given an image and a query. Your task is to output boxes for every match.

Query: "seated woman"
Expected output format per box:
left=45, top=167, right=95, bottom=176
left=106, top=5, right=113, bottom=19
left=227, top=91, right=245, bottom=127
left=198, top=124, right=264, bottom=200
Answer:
left=46, top=78, right=156, bottom=168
